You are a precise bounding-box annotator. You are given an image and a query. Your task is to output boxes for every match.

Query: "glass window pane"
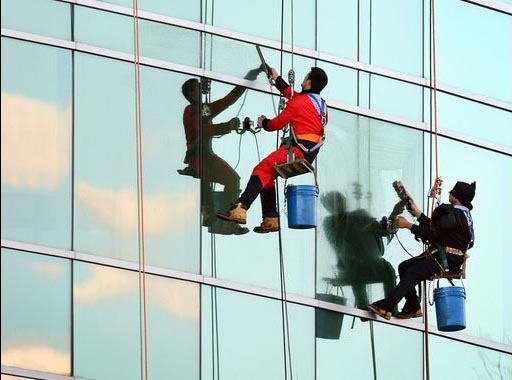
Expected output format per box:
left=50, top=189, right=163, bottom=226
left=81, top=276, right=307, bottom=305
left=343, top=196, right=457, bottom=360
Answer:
left=1, top=38, right=72, bottom=249
left=208, top=0, right=315, bottom=50
left=73, top=262, right=141, bottom=380
left=140, top=67, right=200, bottom=273
left=370, top=74, right=423, bottom=121
left=73, top=53, right=138, bottom=261
left=74, top=6, right=134, bottom=55
left=432, top=91, right=512, bottom=148
left=74, top=262, right=200, bottom=380
left=201, top=286, right=314, bottom=379
left=1, top=0, right=71, bottom=40
left=147, top=275, right=200, bottom=379
left=139, top=0, right=200, bottom=22
left=140, top=19, right=200, bottom=67
left=425, top=136, right=512, bottom=344
left=1, top=249, right=71, bottom=375
left=317, top=110, right=424, bottom=311
left=374, top=323, right=424, bottom=379
left=371, top=0, right=423, bottom=76
left=317, top=0, right=358, bottom=61
left=430, top=335, right=512, bottom=378
left=436, top=0, right=512, bottom=102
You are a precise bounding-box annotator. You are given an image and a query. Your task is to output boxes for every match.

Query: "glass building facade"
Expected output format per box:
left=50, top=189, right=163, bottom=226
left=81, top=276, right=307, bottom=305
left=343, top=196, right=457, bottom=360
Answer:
left=1, top=0, right=511, bottom=379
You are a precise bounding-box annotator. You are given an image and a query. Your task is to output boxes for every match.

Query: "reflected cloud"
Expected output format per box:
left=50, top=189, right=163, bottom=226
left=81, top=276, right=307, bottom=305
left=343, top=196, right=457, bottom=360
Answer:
left=76, top=182, right=196, bottom=235
left=75, top=265, right=136, bottom=304
left=1, top=344, right=70, bottom=374
left=29, top=261, right=65, bottom=279
left=75, top=266, right=199, bottom=321
left=1, top=94, right=71, bottom=190
left=149, top=277, right=199, bottom=321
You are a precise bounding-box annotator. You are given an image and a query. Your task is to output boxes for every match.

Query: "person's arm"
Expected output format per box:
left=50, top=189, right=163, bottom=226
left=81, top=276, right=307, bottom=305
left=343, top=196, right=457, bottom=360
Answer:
left=257, top=98, right=299, bottom=131
left=209, top=67, right=262, bottom=117
left=268, top=67, right=293, bottom=98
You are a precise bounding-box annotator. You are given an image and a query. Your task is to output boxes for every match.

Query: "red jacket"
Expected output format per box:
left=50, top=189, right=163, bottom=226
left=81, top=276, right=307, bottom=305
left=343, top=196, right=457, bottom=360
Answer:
left=265, top=85, right=328, bottom=142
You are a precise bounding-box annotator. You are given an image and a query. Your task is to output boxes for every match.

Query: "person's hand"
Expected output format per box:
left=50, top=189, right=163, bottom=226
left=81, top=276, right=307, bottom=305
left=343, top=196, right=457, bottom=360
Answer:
left=228, top=117, right=240, bottom=130
left=257, top=115, right=267, bottom=129
left=269, top=67, right=279, bottom=81
left=404, top=191, right=421, bottom=218
left=395, top=216, right=413, bottom=230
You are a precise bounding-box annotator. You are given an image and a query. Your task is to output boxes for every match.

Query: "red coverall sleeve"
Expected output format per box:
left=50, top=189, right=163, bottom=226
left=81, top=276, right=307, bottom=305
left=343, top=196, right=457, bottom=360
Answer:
left=265, top=97, right=299, bottom=131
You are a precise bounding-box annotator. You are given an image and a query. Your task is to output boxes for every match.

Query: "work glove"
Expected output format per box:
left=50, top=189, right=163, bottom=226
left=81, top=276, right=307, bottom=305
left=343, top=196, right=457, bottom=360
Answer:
left=228, top=117, right=240, bottom=130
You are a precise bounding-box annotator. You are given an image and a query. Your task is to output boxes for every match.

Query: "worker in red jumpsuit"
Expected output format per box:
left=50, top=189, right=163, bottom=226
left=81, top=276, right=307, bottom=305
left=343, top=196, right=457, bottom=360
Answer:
left=180, top=67, right=262, bottom=235
left=217, top=66, right=328, bottom=233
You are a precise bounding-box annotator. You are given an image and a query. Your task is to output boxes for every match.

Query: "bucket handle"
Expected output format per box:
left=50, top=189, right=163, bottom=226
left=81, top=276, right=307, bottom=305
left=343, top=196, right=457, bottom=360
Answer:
left=429, top=277, right=466, bottom=306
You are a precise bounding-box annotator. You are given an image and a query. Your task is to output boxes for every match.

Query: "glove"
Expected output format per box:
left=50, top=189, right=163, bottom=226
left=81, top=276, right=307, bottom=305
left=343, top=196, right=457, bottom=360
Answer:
left=228, top=117, right=240, bottom=130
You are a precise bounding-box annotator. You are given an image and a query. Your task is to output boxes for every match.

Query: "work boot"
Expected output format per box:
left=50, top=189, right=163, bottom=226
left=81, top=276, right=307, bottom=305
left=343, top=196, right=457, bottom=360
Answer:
left=216, top=203, right=247, bottom=224
left=209, top=223, right=249, bottom=235
left=253, top=217, right=280, bottom=233
left=396, top=309, right=423, bottom=319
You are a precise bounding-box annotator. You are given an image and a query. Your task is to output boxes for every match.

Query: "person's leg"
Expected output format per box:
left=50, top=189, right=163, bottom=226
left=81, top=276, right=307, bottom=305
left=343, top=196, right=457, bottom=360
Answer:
left=369, top=255, right=439, bottom=316
left=217, top=146, right=289, bottom=224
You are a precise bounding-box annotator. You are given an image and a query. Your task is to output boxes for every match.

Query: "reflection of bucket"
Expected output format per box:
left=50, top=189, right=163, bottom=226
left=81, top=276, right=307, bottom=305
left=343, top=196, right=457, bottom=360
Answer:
left=209, top=191, right=232, bottom=232
left=434, top=286, right=466, bottom=332
left=286, top=185, right=317, bottom=229
left=315, top=293, right=347, bottom=339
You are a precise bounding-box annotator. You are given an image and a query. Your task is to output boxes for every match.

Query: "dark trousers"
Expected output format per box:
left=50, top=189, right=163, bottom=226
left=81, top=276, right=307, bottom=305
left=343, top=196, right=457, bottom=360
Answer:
left=374, top=252, right=463, bottom=312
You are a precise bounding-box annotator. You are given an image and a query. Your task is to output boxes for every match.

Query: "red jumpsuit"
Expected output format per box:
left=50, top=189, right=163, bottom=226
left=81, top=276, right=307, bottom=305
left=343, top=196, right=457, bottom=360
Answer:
left=254, top=83, right=328, bottom=190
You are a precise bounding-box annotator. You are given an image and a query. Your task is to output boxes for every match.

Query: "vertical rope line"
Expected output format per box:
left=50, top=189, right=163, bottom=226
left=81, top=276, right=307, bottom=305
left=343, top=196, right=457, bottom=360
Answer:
left=133, top=1, right=149, bottom=379
left=290, top=0, right=294, bottom=70
left=424, top=1, right=440, bottom=379
left=369, top=321, right=378, bottom=380
left=275, top=3, right=290, bottom=379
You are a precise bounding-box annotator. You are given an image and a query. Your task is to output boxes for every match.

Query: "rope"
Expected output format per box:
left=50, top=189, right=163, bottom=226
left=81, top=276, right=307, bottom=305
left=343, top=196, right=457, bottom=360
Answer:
left=424, top=2, right=440, bottom=379
left=273, top=1, right=294, bottom=378
left=133, top=0, right=149, bottom=379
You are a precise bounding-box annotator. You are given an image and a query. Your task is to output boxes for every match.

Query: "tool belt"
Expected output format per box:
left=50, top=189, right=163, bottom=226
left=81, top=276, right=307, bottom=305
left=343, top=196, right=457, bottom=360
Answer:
left=445, top=246, right=465, bottom=256
left=431, top=246, right=465, bottom=256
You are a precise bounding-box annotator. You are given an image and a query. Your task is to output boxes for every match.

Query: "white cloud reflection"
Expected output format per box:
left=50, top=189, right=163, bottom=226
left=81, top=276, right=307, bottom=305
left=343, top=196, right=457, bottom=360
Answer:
left=75, top=265, right=198, bottom=321
left=29, top=261, right=65, bottom=279
left=76, top=182, right=196, bottom=235
left=1, top=94, right=71, bottom=190
left=1, top=344, right=70, bottom=374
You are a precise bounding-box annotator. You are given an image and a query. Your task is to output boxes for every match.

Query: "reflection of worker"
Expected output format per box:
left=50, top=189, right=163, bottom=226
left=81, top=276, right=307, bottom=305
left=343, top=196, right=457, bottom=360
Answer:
left=368, top=181, right=476, bottom=320
left=321, top=191, right=396, bottom=310
left=179, top=67, right=262, bottom=235
left=217, top=67, right=328, bottom=233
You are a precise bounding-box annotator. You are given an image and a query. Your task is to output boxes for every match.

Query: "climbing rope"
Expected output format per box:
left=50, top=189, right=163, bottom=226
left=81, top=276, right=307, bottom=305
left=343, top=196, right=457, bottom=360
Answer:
left=132, top=0, right=149, bottom=379
left=272, top=0, right=295, bottom=378
left=424, top=1, right=441, bottom=379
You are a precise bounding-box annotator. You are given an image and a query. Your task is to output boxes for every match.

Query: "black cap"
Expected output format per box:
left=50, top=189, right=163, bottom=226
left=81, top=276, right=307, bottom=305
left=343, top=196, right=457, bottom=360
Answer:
left=449, top=181, right=476, bottom=210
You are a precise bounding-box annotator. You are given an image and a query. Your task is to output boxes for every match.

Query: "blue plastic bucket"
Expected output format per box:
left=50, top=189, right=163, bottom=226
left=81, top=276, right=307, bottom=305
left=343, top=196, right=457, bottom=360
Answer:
left=434, top=286, right=466, bottom=332
left=286, top=185, right=318, bottom=229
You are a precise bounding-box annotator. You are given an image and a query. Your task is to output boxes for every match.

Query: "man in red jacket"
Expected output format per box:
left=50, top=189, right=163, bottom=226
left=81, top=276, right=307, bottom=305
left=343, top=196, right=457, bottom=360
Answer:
left=217, top=66, right=328, bottom=233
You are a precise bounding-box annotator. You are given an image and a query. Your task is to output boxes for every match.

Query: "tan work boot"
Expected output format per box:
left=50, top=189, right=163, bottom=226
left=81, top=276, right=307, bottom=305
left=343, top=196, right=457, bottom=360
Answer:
left=253, top=217, right=280, bottom=233
left=216, top=203, right=247, bottom=224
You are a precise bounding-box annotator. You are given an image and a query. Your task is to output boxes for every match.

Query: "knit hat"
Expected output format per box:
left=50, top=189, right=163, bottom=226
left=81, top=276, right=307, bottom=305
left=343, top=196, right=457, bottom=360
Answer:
left=449, top=181, right=476, bottom=210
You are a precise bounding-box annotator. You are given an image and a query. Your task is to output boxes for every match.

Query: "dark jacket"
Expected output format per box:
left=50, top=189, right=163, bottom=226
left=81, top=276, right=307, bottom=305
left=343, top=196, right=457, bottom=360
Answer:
left=410, top=204, right=473, bottom=252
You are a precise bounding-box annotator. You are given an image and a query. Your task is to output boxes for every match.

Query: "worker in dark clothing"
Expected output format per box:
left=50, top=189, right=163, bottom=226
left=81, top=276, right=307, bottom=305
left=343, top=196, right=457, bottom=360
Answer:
left=367, top=181, right=476, bottom=320
left=321, top=190, right=397, bottom=310
left=217, top=66, right=328, bottom=233
left=179, top=67, right=262, bottom=235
